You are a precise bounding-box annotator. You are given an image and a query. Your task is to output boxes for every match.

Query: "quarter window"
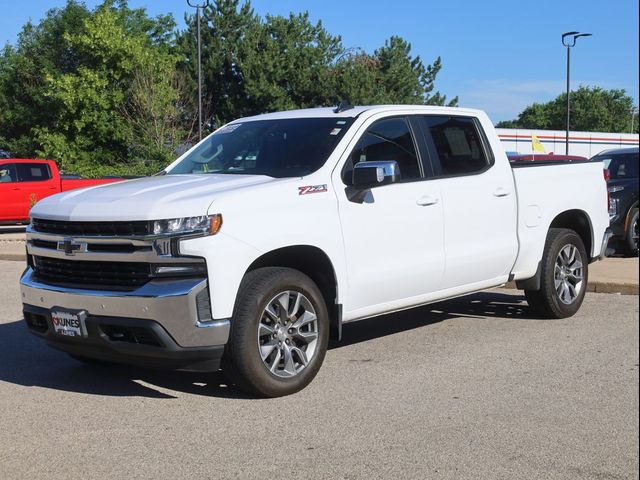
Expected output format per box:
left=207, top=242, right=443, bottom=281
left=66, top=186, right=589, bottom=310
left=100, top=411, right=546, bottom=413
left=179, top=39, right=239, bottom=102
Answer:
left=423, top=116, right=490, bottom=176
left=344, top=117, right=422, bottom=184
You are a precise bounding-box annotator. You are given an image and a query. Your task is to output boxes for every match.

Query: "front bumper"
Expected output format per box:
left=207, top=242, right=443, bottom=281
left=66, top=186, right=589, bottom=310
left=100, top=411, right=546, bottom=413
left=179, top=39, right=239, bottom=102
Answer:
left=20, top=268, right=230, bottom=370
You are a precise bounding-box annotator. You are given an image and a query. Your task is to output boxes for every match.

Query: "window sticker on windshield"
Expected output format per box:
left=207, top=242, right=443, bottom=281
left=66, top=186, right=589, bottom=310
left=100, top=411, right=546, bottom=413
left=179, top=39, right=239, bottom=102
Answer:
left=330, top=128, right=342, bottom=135
left=298, top=184, right=328, bottom=195
left=218, top=123, right=242, bottom=134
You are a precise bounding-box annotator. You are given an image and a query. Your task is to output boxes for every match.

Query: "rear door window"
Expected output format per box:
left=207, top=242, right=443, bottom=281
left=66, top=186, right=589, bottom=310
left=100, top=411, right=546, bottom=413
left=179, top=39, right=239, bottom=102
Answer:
left=421, top=116, right=491, bottom=176
left=16, top=163, right=52, bottom=182
left=0, top=163, right=17, bottom=183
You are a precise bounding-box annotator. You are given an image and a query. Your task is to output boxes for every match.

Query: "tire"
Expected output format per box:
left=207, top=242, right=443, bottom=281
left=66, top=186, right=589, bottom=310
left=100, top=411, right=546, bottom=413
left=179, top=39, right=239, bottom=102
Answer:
left=223, top=267, right=330, bottom=397
left=625, top=208, right=638, bottom=257
left=525, top=228, right=589, bottom=319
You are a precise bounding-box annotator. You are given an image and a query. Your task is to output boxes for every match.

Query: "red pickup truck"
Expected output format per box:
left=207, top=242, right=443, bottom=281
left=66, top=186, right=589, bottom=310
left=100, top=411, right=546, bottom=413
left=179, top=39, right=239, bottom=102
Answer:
left=0, top=159, right=124, bottom=224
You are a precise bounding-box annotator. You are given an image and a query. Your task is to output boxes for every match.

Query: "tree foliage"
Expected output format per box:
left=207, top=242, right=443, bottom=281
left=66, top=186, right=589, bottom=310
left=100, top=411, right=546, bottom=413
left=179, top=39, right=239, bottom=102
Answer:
left=177, top=0, right=457, bottom=129
left=0, top=1, right=184, bottom=176
left=496, top=86, right=638, bottom=133
left=0, top=0, right=457, bottom=176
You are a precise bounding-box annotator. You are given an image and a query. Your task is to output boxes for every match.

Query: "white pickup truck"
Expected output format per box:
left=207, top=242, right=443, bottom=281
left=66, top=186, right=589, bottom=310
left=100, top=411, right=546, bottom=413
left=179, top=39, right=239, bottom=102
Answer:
left=21, top=105, right=611, bottom=397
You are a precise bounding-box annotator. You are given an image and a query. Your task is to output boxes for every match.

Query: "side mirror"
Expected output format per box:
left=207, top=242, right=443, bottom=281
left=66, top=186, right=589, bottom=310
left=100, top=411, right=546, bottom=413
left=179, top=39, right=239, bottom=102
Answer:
left=352, top=161, right=401, bottom=188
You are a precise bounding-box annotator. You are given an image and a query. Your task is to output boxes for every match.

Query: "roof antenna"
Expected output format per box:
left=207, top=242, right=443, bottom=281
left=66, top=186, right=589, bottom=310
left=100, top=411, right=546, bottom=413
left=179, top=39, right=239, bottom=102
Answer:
left=334, top=99, right=354, bottom=113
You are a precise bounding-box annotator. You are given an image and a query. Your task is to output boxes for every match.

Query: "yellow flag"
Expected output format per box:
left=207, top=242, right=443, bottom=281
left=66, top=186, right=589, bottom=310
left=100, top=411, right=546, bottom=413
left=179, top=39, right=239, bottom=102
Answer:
left=531, top=134, right=546, bottom=153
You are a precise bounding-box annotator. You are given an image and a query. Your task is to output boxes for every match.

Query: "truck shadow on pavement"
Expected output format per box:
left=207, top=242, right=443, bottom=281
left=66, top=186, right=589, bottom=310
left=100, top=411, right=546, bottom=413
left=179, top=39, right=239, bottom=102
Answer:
left=0, top=291, right=536, bottom=399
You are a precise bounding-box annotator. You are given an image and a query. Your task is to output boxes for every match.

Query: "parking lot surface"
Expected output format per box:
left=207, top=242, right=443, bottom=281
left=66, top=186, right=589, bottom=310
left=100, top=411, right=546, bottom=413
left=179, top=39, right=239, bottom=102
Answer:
left=0, top=259, right=638, bottom=480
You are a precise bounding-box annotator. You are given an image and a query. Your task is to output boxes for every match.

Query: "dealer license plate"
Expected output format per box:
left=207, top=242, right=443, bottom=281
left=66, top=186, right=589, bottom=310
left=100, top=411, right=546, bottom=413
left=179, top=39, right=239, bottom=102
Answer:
left=51, top=309, right=87, bottom=338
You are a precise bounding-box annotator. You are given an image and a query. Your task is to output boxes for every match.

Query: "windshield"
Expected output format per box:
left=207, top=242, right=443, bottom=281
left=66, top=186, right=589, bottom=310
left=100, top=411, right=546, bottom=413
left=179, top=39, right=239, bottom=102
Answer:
left=167, top=117, right=354, bottom=178
left=592, top=152, right=639, bottom=179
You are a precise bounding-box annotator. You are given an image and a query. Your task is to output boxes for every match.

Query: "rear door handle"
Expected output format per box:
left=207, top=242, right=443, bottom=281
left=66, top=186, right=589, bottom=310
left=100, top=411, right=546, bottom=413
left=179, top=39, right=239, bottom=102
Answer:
left=493, top=188, right=510, bottom=197
left=417, top=195, right=439, bottom=206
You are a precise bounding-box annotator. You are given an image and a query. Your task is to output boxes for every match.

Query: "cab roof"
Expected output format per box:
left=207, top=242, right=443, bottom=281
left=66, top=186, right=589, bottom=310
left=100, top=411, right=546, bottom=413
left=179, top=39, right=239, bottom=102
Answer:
left=234, top=105, right=486, bottom=122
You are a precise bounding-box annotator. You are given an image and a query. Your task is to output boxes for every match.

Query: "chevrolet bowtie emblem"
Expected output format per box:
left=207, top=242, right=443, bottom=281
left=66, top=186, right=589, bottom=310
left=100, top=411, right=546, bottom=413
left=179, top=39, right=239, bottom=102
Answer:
left=57, top=239, right=86, bottom=256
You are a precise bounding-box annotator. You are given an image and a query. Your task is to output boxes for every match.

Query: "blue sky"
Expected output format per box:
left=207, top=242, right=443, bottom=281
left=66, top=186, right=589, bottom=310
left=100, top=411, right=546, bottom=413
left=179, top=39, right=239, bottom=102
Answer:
left=0, top=0, right=638, bottom=122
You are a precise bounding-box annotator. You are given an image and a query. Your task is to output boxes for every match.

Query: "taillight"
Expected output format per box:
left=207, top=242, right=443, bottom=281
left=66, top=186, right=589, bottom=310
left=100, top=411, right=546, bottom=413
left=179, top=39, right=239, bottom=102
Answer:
left=603, top=169, right=610, bottom=183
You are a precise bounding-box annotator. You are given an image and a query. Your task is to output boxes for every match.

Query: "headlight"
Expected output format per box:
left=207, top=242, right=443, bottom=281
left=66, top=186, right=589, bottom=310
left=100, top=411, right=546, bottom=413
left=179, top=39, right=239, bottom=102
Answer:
left=152, top=214, right=223, bottom=236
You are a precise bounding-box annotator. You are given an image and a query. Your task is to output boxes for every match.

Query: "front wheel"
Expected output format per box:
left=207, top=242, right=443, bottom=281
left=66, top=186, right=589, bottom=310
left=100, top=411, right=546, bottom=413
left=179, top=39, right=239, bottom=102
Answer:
left=223, top=267, right=329, bottom=397
left=525, top=228, right=588, bottom=319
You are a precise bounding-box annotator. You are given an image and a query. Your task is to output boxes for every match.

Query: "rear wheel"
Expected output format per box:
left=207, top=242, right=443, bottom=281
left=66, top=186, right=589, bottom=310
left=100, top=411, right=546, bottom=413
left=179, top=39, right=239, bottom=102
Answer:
left=223, top=267, right=329, bottom=397
left=525, top=228, right=588, bottom=319
left=625, top=208, right=638, bottom=257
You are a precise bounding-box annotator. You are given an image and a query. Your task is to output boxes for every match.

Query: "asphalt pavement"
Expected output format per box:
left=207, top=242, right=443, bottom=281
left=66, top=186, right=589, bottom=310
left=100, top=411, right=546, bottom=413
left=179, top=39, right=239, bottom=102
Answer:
left=0, top=260, right=638, bottom=480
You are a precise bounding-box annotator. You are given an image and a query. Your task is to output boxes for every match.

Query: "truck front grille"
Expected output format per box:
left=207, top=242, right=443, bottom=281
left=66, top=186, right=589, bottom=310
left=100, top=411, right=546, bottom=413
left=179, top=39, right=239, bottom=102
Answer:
left=32, top=218, right=151, bottom=237
left=31, top=256, right=152, bottom=290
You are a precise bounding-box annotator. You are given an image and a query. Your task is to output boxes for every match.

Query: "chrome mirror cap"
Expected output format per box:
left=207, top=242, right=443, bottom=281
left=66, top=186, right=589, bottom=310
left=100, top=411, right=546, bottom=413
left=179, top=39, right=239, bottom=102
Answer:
left=352, top=160, right=401, bottom=187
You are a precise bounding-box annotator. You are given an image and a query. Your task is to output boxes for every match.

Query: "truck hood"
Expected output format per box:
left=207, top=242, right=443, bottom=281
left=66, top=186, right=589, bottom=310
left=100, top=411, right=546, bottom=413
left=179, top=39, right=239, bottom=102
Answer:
left=30, top=174, right=281, bottom=221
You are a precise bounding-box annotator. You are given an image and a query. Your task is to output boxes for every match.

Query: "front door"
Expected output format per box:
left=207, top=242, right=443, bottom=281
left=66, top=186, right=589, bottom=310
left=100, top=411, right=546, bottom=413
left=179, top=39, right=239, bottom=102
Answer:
left=0, top=163, right=21, bottom=221
left=335, top=116, right=446, bottom=316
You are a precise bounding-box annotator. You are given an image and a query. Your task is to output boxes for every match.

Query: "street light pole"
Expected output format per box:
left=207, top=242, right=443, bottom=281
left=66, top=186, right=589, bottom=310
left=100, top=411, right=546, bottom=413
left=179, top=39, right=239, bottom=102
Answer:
left=187, top=0, right=211, bottom=141
left=561, top=31, right=591, bottom=155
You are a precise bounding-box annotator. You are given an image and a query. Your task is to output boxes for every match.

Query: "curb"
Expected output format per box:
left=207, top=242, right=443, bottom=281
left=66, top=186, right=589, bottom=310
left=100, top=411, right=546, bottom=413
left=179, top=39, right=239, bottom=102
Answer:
left=504, top=281, right=638, bottom=296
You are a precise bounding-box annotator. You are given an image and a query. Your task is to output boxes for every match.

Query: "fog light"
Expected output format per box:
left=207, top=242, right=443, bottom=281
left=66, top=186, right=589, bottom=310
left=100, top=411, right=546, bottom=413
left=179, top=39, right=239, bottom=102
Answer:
left=152, top=263, right=207, bottom=277
left=196, top=288, right=213, bottom=322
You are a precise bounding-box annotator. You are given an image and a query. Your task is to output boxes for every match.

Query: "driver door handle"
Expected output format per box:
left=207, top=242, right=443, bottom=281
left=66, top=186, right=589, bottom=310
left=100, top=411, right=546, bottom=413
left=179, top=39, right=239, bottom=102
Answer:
left=493, top=187, right=510, bottom=197
left=417, top=195, right=439, bottom=206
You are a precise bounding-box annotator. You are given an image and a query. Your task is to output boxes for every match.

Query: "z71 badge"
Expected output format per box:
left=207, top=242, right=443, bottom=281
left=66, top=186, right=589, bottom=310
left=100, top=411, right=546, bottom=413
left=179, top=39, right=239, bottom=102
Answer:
left=298, top=185, right=328, bottom=195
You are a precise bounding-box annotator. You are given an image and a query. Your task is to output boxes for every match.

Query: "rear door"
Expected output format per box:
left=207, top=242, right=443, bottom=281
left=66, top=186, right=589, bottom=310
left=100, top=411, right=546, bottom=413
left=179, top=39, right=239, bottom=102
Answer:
left=14, top=162, right=56, bottom=219
left=419, top=115, right=518, bottom=289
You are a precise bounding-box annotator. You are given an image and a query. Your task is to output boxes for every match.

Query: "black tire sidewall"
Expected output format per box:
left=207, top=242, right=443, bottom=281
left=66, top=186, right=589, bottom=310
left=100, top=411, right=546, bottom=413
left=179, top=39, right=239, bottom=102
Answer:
left=225, top=267, right=329, bottom=397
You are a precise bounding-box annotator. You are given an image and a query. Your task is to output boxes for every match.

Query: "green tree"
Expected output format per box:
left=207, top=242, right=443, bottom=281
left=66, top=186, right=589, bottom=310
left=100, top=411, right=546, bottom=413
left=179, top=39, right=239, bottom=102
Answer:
left=241, top=12, right=343, bottom=112
left=176, top=0, right=259, bottom=128
left=330, top=38, right=457, bottom=106
left=177, top=0, right=457, bottom=127
left=496, top=86, right=638, bottom=133
left=1, top=0, right=458, bottom=176
left=0, top=1, right=183, bottom=176
left=0, top=0, right=91, bottom=156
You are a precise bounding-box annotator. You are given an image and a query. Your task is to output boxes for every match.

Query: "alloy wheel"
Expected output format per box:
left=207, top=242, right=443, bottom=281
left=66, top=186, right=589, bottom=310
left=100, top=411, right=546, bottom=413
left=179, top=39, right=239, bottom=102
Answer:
left=554, top=244, right=584, bottom=305
left=257, top=290, right=319, bottom=378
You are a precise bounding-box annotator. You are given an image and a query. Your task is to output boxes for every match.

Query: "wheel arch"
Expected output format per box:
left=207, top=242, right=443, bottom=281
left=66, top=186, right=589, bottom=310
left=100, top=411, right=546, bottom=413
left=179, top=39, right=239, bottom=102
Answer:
left=245, top=245, right=342, bottom=340
left=517, top=209, right=594, bottom=291
left=549, top=209, right=594, bottom=259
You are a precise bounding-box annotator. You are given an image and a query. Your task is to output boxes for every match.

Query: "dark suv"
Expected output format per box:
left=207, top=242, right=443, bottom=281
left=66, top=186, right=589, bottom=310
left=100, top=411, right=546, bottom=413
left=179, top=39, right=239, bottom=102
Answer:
left=591, top=147, right=639, bottom=256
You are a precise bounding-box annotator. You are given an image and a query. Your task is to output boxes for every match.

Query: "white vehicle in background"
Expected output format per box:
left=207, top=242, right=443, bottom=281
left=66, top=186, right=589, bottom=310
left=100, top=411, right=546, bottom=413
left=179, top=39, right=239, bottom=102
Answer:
left=21, top=105, right=610, bottom=397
